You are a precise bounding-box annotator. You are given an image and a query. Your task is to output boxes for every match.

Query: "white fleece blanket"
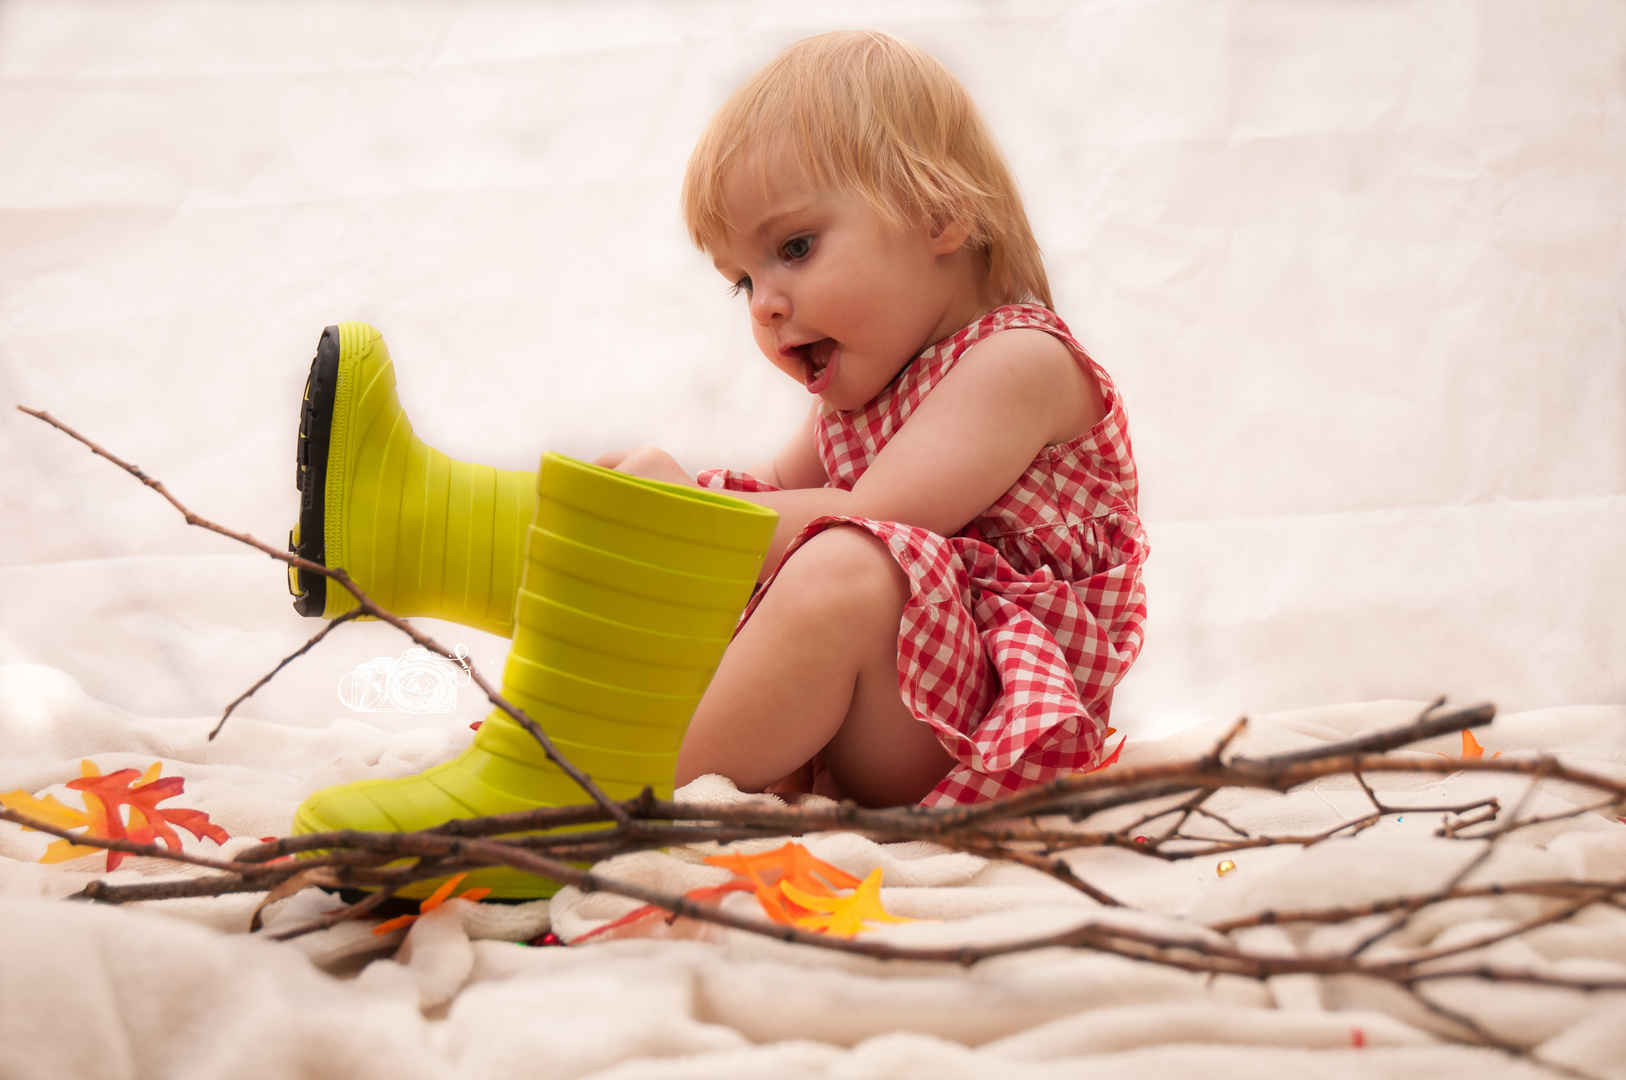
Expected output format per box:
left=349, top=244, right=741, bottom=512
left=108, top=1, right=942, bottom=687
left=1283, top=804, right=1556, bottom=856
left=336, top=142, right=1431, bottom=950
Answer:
left=2, top=661, right=1624, bottom=1080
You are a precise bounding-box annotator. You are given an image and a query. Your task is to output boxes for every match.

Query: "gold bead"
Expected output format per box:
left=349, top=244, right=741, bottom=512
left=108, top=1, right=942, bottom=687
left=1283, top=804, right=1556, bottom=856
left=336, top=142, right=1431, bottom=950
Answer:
left=1216, top=859, right=1236, bottom=877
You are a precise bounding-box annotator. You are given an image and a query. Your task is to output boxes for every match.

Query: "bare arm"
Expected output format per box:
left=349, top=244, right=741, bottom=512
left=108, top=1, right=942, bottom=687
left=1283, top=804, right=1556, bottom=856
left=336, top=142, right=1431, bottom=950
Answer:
left=743, top=330, right=1102, bottom=567
left=743, top=403, right=827, bottom=489
left=601, top=330, right=1104, bottom=578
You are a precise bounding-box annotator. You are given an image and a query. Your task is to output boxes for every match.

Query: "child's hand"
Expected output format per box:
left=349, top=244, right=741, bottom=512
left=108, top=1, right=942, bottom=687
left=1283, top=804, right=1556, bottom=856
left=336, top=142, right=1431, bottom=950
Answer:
left=593, top=445, right=694, bottom=487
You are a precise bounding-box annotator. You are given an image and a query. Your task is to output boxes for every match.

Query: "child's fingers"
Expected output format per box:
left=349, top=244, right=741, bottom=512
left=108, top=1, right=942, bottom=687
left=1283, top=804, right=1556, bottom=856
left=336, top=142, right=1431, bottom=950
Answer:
left=603, top=446, right=693, bottom=486
left=592, top=449, right=630, bottom=468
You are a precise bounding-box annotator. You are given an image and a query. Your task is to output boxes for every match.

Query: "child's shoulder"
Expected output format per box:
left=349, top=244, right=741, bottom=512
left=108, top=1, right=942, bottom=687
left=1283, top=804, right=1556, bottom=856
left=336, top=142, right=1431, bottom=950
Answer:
left=950, top=305, right=1108, bottom=443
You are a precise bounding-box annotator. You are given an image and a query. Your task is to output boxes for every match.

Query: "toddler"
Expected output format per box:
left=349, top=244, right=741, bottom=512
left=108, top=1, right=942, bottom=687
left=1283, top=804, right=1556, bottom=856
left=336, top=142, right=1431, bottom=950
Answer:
left=597, top=31, right=1147, bottom=808
left=288, top=32, right=1147, bottom=895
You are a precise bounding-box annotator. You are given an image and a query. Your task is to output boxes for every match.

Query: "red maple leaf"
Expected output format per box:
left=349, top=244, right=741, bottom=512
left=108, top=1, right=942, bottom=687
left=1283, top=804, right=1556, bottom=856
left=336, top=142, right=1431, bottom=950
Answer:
left=66, top=764, right=229, bottom=870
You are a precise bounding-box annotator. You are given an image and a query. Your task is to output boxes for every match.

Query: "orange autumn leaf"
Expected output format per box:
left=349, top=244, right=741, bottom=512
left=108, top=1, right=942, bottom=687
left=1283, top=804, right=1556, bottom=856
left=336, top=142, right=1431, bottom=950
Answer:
left=372, top=872, right=493, bottom=935
left=706, top=841, right=860, bottom=896
left=747, top=877, right=813, bottom=926
left=3, top=760, right=227, bottom=870
left=705, top=841, right=867, bottom=926
left=1084, top=734, right=1126, bottom=774
left=573, top=843, right=911, bottom=944
left=1438, top=730, right=1502, bottom=762
left=782, top=867, right=914, bottom=938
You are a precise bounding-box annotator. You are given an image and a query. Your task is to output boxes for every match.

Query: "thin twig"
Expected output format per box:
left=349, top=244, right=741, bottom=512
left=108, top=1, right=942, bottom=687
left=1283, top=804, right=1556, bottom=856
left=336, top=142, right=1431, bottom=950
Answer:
left=16, top=405, right=630, bottom=824
left=209, top=609, right=363, bottom=739
left=16, top=405, right=1626, bottom=1078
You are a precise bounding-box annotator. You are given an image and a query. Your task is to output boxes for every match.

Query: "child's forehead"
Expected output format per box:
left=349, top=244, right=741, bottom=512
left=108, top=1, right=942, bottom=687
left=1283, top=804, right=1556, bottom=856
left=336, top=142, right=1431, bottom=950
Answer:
left=713, top=153, right=846, bottom=233
left=721, top=142, right=830, bottom=207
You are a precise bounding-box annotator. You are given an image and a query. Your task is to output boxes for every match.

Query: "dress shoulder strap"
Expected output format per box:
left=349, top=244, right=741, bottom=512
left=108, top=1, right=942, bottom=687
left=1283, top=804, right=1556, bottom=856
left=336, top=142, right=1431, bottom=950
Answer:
left=816, top=303, right=1098, bottom=488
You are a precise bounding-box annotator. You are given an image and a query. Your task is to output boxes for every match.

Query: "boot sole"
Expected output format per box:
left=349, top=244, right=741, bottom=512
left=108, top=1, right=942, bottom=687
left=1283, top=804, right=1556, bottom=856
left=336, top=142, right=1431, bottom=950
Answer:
left=290, top=326, right=340, bottom=615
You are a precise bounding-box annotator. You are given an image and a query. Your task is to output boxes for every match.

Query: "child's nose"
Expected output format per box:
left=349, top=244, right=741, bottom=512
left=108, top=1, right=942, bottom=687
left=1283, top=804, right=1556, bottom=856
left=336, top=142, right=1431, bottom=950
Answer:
left=749, top=281, right=788, bottom=324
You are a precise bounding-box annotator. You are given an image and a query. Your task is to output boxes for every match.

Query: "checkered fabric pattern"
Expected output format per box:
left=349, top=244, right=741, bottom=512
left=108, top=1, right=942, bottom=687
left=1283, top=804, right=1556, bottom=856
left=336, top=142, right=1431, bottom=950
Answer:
left=697, top=304, right=1148, bottom=807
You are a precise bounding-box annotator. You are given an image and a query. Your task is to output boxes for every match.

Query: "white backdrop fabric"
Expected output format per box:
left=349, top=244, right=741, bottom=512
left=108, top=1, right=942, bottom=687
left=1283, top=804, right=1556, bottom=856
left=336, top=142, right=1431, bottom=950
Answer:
left=3, top=665, right=1625, bottom=1079
left=1, top=0, right=1622, bottom=739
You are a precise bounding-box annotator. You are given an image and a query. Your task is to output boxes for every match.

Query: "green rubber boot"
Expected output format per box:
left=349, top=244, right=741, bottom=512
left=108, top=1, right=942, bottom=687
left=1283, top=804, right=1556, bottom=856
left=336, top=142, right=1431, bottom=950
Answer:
left=290, top=322, right=536, bottom=637
left=292, top=453, right=778, bottom=898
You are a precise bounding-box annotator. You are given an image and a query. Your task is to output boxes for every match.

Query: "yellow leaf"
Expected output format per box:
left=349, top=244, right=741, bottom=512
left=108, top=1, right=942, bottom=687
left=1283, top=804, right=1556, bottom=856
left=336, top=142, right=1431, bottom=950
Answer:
left=80, top=760, right=101, bottom=778
left=783, top=868, right=913, bottom=938
left=0, top=790, right=89, bottom=831
left=139, top=762, right=163, bottom=785
left=41, top=838, right=103, bottom=863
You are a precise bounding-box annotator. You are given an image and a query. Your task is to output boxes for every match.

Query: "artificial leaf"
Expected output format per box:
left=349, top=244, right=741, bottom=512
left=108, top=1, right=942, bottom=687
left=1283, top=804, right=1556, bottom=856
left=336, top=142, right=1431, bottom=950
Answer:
left=1438, top=730, right=1502, bottom=762
left=1, top=789, right=90, bottom=832
left=67, top=762, right=229, bottom=870
left=372, top=914, right=419, bottom=936
left=42, top=838, right=105, bottom=862
left=705, top=841, right=861, bottom=896
left=575, top=844, right=885, bottom=944
left=705, top=841, right=867, bottom=927
left=371, top=872, right=494, bottom=935
left=746, top=877, right=812, bottom=926
left=0, top=759, right=230, bottom=871
left=1084, top=734, right=1126, bottom=774
left=783, top=867, right=913, bottom=938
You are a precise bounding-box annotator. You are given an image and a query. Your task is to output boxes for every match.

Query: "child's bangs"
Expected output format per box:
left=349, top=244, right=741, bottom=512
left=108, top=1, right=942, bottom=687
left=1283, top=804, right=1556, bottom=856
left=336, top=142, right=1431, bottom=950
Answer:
left=683, top=31, right=1051, bottom=309
left=685, top=34, right=971, bottom=245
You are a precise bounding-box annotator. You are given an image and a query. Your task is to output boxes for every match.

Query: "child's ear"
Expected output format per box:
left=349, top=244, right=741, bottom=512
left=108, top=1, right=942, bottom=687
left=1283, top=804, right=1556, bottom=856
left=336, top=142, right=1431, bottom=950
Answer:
left=929, top=216, right=973, bottom=256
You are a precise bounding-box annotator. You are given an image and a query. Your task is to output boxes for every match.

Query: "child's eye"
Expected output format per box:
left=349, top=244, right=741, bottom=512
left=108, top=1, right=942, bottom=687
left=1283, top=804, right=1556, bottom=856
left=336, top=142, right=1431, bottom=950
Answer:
left=781, top=235, right=813, bottom=261
left=729, top=276, right=752, bottom=297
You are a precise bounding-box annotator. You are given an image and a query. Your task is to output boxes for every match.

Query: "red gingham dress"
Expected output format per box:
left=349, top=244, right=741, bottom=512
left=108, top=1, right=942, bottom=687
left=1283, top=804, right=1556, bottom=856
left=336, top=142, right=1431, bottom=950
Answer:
left=697, top=304, right=1148, bottom=807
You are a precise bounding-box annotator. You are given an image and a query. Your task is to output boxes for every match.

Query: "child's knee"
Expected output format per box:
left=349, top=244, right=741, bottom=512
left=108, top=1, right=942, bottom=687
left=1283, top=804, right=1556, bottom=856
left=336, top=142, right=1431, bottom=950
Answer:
left=773, top=526, right=907, bottom=617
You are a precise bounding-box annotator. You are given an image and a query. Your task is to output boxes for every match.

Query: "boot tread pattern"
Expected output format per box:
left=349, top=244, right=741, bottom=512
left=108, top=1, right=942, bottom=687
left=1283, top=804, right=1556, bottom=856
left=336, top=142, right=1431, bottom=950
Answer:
left=290, top=326, right=340, bottom=616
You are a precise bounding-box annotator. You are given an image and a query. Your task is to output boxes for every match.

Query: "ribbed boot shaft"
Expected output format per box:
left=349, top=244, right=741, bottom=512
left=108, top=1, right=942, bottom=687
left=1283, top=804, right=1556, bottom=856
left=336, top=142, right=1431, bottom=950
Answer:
left=473, top=453, right=776, bottom=798
left=292, top=452, right=777, bottom=898
left=322, top=323, right=535, bottom=636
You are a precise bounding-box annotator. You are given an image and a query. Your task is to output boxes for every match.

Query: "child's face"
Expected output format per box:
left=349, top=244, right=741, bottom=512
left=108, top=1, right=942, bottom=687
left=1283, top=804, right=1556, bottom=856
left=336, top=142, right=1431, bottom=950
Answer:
left=710, top=151, right=980, bottom=412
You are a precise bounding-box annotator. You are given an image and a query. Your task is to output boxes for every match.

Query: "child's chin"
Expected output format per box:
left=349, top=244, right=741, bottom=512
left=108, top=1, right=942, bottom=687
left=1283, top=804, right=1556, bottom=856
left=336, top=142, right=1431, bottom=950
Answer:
left=817, top=388, right=865, bottom=412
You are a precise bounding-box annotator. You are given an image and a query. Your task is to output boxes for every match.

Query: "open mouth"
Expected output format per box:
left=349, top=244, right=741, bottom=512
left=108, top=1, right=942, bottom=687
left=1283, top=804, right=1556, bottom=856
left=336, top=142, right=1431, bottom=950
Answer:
left=786, top=338, right=839, bottom=394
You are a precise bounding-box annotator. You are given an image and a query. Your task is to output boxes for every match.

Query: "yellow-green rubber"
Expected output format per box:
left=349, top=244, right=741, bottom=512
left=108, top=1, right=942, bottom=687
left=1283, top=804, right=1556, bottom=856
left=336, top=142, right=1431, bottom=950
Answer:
left=292, top=451, right=778, bottom=899
left=320, top=322, right=536, bottom=637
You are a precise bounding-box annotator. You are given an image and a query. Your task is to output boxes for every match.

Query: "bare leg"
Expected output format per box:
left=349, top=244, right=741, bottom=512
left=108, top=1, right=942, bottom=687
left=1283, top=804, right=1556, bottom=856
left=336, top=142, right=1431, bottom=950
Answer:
left=674, top=526, right=955, bottom=807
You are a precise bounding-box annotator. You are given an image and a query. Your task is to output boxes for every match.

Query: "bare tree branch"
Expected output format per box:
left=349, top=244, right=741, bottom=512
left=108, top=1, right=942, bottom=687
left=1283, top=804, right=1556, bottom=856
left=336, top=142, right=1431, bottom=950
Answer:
left=14, top=405, right=1626, bottom=1079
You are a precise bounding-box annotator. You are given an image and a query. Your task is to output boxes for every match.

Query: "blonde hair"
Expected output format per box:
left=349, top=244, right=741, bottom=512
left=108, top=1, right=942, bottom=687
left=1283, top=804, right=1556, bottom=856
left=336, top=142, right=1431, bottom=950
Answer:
left=682, top=31, right=1052, bottom=310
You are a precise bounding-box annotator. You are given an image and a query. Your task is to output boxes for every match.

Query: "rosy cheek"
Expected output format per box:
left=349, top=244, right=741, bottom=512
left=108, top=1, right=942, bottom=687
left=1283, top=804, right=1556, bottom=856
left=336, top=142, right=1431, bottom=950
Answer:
left=750, top=324, right=776, bottom=359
